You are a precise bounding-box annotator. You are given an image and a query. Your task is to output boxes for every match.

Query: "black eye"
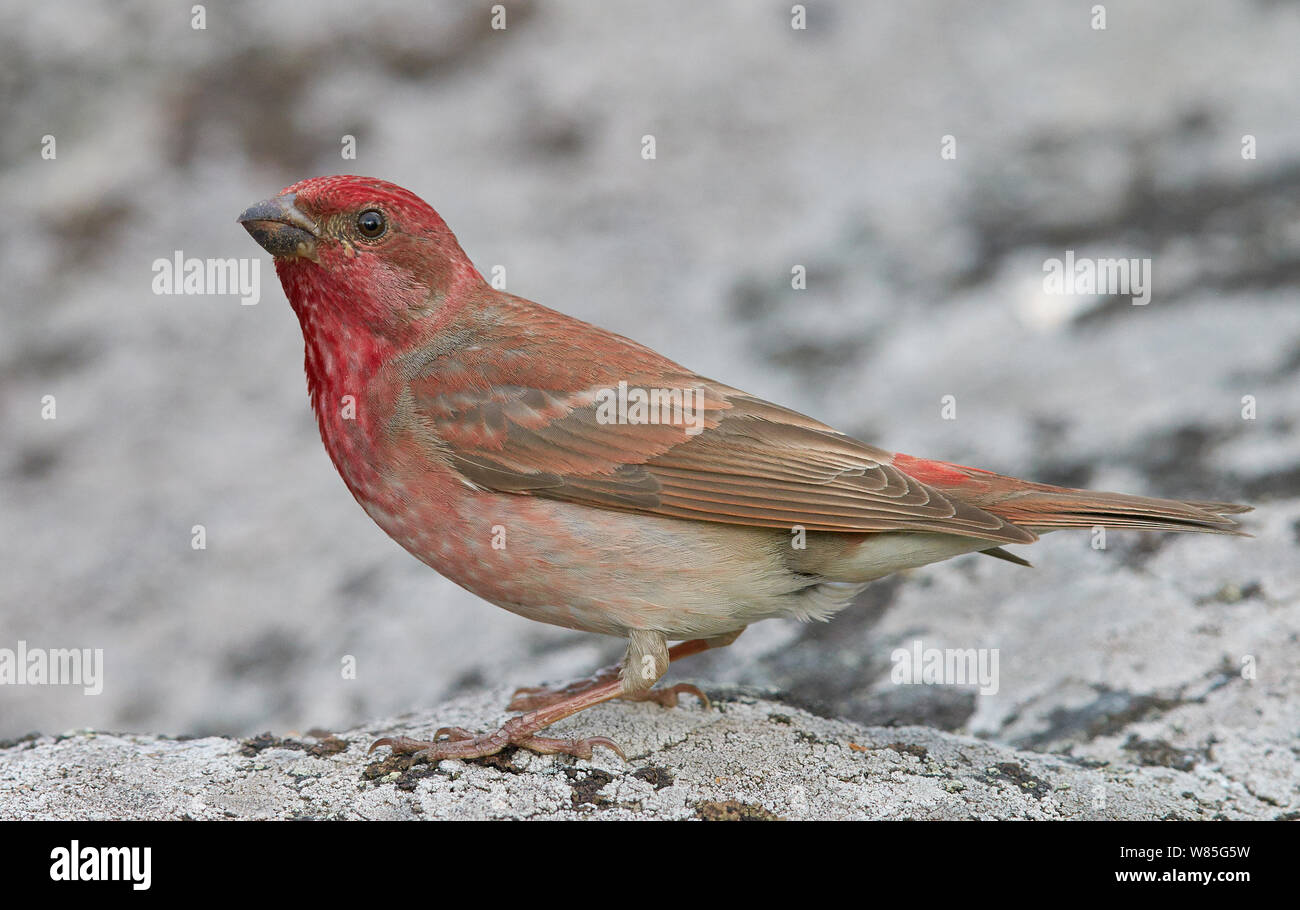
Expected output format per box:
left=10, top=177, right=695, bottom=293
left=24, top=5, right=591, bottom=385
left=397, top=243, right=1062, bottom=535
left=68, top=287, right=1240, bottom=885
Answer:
left=356, top=209, right=386, bottom=240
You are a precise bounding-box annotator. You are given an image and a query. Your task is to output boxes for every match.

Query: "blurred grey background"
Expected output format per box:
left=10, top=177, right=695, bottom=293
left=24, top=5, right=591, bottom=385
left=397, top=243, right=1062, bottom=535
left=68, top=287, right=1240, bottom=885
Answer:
left=2, top=0, right=1297, bottom=792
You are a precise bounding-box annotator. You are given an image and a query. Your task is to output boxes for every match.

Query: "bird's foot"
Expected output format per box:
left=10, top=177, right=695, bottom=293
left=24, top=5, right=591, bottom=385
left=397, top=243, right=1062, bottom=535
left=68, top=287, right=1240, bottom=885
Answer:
left=369, top=722, right=625, bottom=763
left=627, top=682, right=710, bottom=710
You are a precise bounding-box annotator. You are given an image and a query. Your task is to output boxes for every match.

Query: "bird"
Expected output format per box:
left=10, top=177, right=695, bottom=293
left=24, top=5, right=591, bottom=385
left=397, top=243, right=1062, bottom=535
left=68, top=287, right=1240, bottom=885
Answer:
left=238, top=175, right=1250, bottom=763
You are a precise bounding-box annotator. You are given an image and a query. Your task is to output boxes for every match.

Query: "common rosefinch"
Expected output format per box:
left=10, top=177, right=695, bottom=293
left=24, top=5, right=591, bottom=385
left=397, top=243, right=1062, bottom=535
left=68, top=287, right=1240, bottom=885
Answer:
left=239, top=176, right=1249, bottom=762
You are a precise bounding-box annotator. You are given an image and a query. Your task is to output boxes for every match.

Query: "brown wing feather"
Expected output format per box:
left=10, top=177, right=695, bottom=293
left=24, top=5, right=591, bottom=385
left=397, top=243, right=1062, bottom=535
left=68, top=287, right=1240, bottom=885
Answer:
left=401, top=306, right=1034, bottom=544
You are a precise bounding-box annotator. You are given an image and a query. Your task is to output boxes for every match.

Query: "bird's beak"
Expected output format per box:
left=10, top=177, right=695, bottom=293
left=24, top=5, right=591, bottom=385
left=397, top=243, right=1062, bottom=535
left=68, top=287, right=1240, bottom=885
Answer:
left=238, top=193, right=320, bottom=262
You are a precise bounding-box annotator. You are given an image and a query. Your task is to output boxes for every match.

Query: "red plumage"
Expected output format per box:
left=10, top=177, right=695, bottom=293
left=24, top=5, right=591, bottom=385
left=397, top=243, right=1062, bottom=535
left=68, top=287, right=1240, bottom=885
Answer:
left=238, top=176, right=1250, bottom=762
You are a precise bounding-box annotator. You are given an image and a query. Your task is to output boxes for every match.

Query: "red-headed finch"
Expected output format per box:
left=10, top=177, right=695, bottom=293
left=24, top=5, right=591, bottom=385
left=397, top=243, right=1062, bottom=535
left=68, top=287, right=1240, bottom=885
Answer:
left=239, top=176, right=1249, bottom=762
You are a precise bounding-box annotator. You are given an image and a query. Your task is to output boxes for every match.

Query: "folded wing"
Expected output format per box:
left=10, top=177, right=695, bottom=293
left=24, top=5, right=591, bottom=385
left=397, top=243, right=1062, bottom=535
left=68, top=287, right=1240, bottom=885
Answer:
left=401, top=306, right=1036, bottom=544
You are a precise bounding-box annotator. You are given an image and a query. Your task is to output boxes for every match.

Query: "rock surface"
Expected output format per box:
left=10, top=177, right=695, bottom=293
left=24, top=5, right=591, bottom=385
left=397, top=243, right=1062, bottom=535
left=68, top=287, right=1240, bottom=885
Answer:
left=2, top=1, right=1298, bottom=820
left=3, top=686, right=1291, bottom=820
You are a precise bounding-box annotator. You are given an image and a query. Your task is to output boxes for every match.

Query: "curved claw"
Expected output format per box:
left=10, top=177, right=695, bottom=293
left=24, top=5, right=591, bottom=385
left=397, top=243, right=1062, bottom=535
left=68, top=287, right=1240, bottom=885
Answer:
left=644, top=683, right=710, bottom=710
left=369, top=735, right=428, bottom=756
left=518, top=734, right=627, bottom=761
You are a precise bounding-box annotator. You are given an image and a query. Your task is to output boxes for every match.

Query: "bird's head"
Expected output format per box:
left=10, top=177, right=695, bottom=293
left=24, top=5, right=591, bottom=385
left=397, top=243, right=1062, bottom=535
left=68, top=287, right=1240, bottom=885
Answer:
left=239, top=176, right=480, bottom=337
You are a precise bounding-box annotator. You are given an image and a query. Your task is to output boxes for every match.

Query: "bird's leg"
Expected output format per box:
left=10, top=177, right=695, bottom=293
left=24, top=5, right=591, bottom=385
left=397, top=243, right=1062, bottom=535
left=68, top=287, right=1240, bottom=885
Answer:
left=506, top=663, right=622, bottom=710
left=507, top=628, right=744, bottom=711
left=370, top=630, right=743, bottom=763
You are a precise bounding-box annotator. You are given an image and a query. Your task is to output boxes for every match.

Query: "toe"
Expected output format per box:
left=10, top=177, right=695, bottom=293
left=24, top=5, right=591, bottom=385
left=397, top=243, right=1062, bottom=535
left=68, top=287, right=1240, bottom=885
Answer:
left=517, top=734, right=626, bottom=761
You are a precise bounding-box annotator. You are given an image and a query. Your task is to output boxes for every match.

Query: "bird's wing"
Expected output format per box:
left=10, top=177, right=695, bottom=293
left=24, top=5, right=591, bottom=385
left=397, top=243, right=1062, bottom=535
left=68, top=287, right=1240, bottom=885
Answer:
left=399, top=305, right=1036, bottom=544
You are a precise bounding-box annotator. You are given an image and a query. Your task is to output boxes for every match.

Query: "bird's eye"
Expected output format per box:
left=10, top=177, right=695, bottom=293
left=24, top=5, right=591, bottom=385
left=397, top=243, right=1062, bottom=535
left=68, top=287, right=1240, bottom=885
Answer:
left=356, top=209, right=387, bottom=240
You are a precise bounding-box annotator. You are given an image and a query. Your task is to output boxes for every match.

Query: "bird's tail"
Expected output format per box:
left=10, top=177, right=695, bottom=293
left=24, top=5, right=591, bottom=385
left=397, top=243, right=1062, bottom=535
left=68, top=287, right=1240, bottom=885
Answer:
left=891, top=454, right=1251, bottom=537
left=987, top=488, right=1252, bottom=536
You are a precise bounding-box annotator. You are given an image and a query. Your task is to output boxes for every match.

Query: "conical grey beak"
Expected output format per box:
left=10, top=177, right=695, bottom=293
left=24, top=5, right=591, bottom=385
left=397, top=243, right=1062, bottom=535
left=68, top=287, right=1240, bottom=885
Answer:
left=238, top=193, right=320, bottom=261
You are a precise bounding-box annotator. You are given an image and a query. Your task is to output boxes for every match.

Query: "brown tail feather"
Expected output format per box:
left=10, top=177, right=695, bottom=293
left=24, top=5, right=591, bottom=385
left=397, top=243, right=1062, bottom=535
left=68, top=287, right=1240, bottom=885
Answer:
left=1181, top=500, right=1253, bottom=515
left=989, top=488, right=1251, bottom=536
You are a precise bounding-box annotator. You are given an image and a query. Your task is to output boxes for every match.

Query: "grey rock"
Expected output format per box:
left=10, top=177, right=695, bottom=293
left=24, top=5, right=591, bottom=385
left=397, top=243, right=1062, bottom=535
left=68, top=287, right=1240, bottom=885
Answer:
left=1, top=686, right=1292, bottom=820
left=3, top=0, right=1299, bottom=822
